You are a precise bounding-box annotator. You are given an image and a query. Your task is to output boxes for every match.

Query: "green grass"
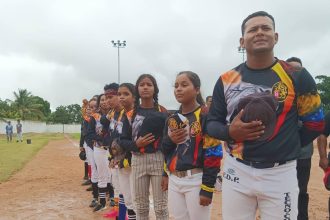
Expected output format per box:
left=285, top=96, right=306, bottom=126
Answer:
left=0, top=133, right=64, bottom=183
left=68, top=133, right=80, bottom=140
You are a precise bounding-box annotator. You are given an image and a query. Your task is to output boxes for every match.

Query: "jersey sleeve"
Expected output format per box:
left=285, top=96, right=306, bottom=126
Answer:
left=118, top=114, right=139, bottom=152
left=200, top=113, right=223, bottom=199
left=295, top=68, right=325, bottom=145
left=206, top=77, right=231, bottom=141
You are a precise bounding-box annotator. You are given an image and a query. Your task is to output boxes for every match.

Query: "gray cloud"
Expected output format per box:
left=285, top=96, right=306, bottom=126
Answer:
left=0, top=0, right=329, bottom=110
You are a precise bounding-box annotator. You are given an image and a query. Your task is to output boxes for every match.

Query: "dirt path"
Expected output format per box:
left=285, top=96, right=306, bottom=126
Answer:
left=0, top=137, right=328, bottom=219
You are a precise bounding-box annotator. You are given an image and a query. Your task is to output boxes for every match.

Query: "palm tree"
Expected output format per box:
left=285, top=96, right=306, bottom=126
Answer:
left=9, top=89, right=44, bottom=120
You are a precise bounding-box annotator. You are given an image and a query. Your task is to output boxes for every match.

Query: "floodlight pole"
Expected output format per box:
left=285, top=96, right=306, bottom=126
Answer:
left=238, top=46, right=246, bottom=62
left=111, top=40, right=126, bottom=84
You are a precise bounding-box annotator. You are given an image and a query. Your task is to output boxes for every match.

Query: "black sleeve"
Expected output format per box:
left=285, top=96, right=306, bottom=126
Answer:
left=118, top=115, right=139, bottom=152
left=100, top=114, right=110, bottom=128
left=79, top=122, right=84, bottom=147
left=86, top=117, right=103, bottom=147
left=206, top=78, right=231, bottom=141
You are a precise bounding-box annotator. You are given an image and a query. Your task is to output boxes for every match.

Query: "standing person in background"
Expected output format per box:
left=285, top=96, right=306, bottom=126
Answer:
left=286, top=57, right=313, bottom=220
left=16, top=119, right=23, bottom=142
left=162, top=71, right=222, bottom=220
left=205, top=96, right=212, bottom=109
left=5, top=121, right=13, bottom=143
left=119, top=74, right=169, bottom=220
left=317, top=112, right=330, bottom=218
left=207, top=11, right=324, bottom=220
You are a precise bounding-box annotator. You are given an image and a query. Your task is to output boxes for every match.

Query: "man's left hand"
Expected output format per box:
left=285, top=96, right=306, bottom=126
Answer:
left=199, top=195, right=212, bottom=206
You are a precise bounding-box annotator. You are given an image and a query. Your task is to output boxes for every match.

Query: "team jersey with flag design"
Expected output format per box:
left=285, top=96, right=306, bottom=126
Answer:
left=162, top=106, right=223, bottom=199
left=207, top=59, right=324, bottom=162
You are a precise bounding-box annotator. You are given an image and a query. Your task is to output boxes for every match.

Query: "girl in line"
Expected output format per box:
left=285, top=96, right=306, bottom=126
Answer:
left=85, top=98, right=100, bottom=209
left=105, top=83, right=137, bottom=220
left=162, top=71, right=222, bottom=220
left=87, top=94, right=111, bottom=212
left=102, top=82, right=128, bottom=220
left=80, top=99, right=92, bottom=186
left=119, top=74, right=169, bottom=220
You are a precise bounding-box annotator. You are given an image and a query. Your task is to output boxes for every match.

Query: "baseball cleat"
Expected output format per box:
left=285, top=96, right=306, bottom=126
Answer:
left=89, top=199, right=99, bottom=208
left=93, top=204, right=107, bottom=212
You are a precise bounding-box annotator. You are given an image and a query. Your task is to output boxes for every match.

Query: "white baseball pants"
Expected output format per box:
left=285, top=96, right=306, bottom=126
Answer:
left=94, top=147, right=111, bottom=188
left=222, top=152, right=298, bottom=220
left=168, top=172, right=211, bottom=220
left=110, top=167, right=120, bottom=196
left=86, top=147, right=98, bottom=183
left=118, top=167, right=135, bottom=210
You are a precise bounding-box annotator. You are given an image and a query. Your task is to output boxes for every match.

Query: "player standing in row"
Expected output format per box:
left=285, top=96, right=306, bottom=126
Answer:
left=119, top=74, right=169, bottom=220
left=85, top=98, right=100, bottom=209
left=80, top=99, right=92, bottom=185
left=162, top=71, right=222, bottom=220
left=116, top=83, right=137, bottom=220
left=87, top=94, right=111, bottom=211
left=102, top=82, right=128, bottom=220
left=207, top=11, right=324, bottom=219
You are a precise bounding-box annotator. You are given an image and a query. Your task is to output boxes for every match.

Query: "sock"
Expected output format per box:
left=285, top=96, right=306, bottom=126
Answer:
left=99, top=187, right=107, bottom=206
left=127, top=209, right=136, bottom=220
left=92, top=182, right=99, bottom=199
left=88, top=165, right=91, bottom=178
left=118, top=194, right=127, bottom=220
left=107, top=183, right=114, bottom=199
left=84, top=162, right=88, bottom=178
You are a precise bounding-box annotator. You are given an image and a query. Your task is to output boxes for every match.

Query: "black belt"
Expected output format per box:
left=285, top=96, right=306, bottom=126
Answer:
left=230, top=154, right=290, bottom=169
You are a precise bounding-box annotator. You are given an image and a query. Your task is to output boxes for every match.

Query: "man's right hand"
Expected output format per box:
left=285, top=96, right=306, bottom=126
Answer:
left=229, top=110, right=265, bottom=142
left=319, top=157, right=328, bottom=171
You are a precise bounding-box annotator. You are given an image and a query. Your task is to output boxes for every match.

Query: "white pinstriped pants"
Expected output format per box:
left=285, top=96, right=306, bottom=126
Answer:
left=131, top=151, right=169, bottom=220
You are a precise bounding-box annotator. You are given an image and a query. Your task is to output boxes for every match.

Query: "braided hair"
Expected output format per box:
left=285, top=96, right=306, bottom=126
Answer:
left=132, top=74, right=159, bottom=121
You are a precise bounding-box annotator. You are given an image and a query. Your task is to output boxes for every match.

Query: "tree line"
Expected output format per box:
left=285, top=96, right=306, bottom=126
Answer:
left=0, top=89, right=81, bottom=124
left=0, top=75, right=329, bottom=123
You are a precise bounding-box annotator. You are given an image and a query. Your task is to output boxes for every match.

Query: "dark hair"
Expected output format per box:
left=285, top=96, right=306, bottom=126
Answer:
left=241, top=11, right=275, bottom=35
left=92, top=95, right=99, bottom=101
left=177, top=71, right=205, bottom=106
left=132, top=74, right=159, bottom=120
left=96, top=93, right=105, bottom=111
left=119, top=83, right=136, bottom=98
left=206, top=96, right=212, bottom=102
left=104, top=83, right=119, bottom=92
left=286, top=57, right=302, bottom=66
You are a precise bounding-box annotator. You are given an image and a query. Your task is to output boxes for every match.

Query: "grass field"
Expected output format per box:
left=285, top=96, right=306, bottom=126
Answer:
left=0, top=133, right=64, bottom=183
left=68, top=133, right=80, bottom=140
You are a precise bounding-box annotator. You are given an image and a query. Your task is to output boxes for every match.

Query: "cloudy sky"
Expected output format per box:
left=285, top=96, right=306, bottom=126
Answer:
left=0, top=0, right=329, bottom=110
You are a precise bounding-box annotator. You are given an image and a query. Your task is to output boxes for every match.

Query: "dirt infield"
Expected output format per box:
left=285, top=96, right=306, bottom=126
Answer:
left=0, top=137, right=328, bottom=219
